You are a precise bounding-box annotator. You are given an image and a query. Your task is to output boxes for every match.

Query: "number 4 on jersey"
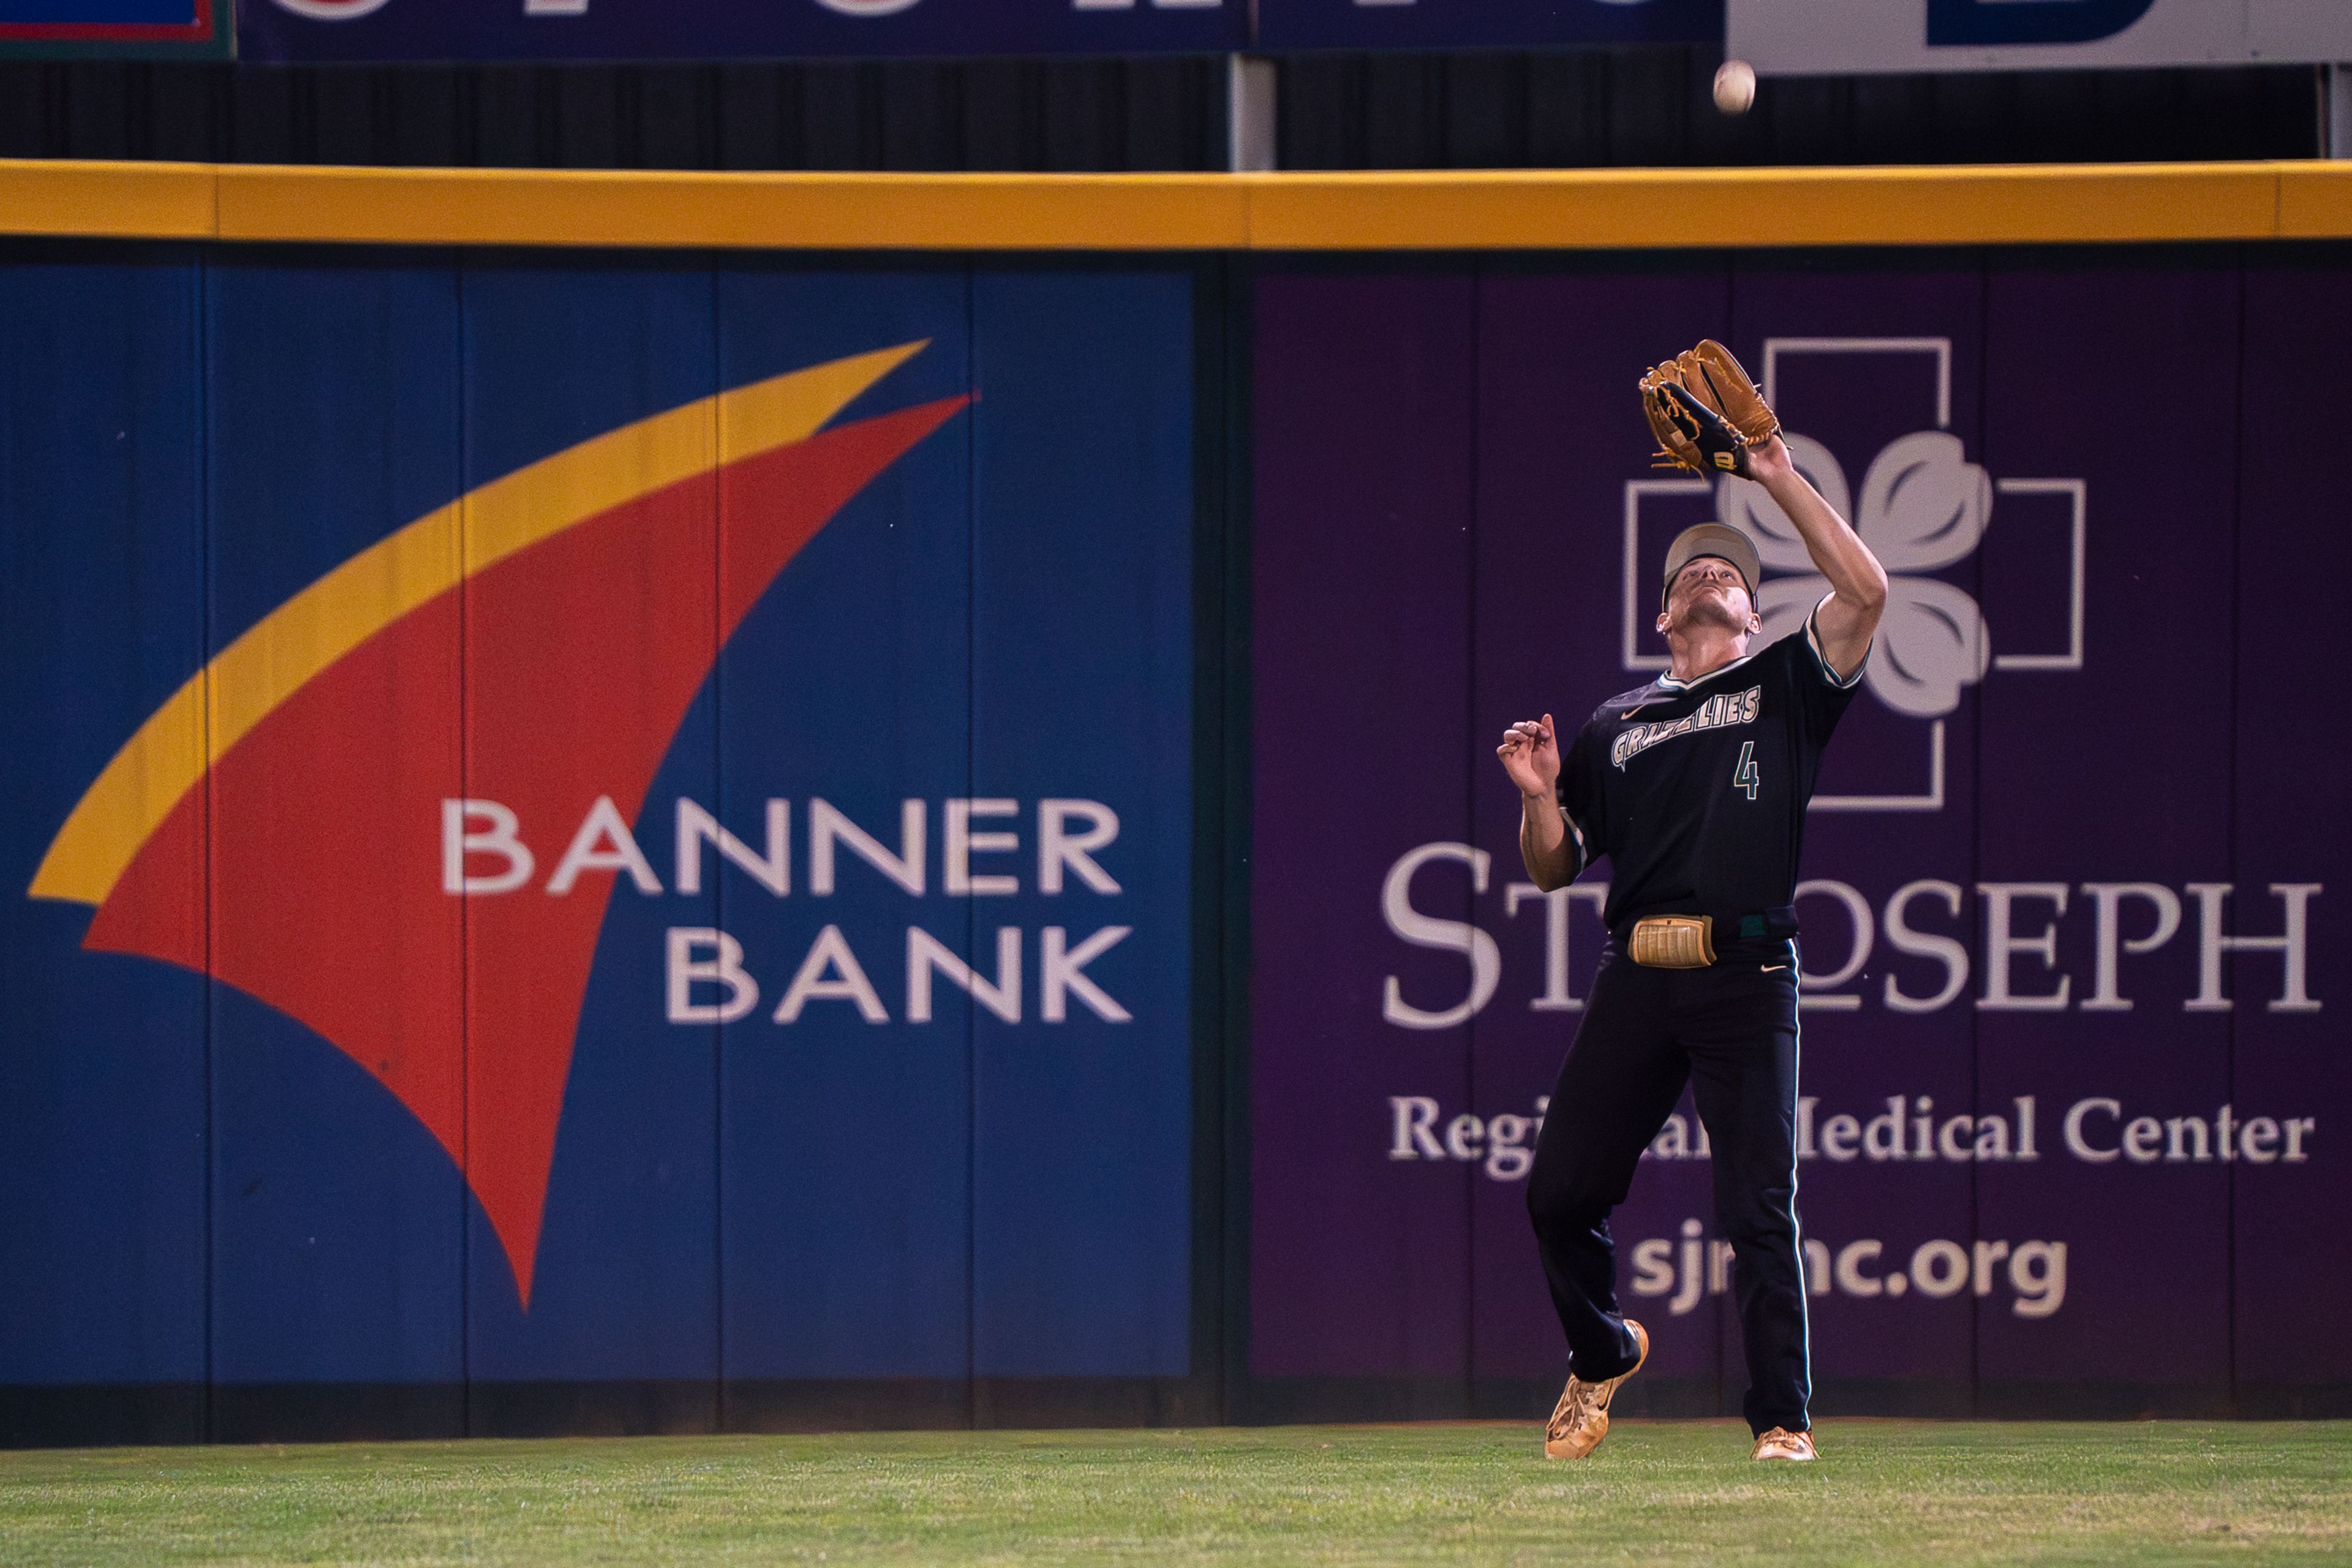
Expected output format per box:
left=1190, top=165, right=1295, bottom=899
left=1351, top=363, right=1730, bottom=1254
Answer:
left=1733, top=740, right=1760, bottom=801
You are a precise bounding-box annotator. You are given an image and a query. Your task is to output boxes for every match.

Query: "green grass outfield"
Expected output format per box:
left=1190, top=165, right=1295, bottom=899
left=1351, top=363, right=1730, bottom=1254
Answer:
left=3, top=1420, right=2349, bottom=1566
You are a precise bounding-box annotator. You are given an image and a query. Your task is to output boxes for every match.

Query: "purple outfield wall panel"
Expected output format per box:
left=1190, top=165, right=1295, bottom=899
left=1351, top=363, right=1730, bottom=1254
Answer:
left=1250, top=256, right=2346, bottom=1411
left=1973, top=260, right=2240, bottom=1398
left=1250, top=274, right=1479, bottom=1384
left=2234, top=258, right=2352, bottom=1400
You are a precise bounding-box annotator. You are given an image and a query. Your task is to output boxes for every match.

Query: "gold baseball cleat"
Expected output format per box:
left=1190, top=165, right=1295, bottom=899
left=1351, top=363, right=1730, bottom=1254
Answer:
left=1751, top=1427, right=1817, bottom=1461
left=1543, top=1319, right=1649, bottom=1460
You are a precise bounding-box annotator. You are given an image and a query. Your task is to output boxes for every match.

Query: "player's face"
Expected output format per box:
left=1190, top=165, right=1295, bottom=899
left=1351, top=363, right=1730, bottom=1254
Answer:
left=1662, top=557, right=1757, bottom=635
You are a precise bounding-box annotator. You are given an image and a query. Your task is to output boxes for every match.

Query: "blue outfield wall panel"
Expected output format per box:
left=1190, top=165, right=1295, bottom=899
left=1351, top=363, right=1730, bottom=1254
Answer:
left=202, top=254, right=466, bottom=650
left=202, top=255, right=468, bottom=1392
left=0, top=253, right=207, bottom=1395
left=969, top=272, right=1195, bottom=1379
left=0, top=247, right=1200, bottom=1427
left=456, top=255, right=725, bottom=498
left=457, top=257, right=722, bottom=1387
left=713, top=269, right=977, bottom=1383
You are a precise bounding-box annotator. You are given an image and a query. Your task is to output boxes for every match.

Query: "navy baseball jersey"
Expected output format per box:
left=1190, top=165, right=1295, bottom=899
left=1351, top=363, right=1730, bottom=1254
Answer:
left=1556, top=600, right=1866, bottom=941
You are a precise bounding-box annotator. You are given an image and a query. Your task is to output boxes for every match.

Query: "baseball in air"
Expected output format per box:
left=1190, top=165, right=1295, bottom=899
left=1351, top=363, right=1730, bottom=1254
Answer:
left=1713, top=59, right=1757, bottom=116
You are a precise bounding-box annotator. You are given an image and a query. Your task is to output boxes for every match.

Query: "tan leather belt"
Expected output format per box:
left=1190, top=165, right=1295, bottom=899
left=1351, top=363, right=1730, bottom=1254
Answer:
left=1629, top=914, right=1716, bottom=968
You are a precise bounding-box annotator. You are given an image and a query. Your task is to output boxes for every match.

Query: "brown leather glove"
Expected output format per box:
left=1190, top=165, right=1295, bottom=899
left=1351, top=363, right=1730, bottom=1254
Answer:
left=1639, top=340, right=1781, bottom=477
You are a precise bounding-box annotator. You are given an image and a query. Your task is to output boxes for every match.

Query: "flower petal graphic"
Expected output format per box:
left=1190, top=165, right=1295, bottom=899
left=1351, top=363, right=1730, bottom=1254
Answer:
left=1717, top=432, right=1847, bottom=575
left=1858, top=431, right=1990, bottom=573
left=1866, top=576, right=1990, bottom=718
left=1757, top=575, right=1829, bottom=650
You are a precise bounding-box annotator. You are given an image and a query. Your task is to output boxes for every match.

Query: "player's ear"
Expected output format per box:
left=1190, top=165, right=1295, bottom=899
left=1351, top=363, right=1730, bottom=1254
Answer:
left=1654, top=610, right=1670, bottom=633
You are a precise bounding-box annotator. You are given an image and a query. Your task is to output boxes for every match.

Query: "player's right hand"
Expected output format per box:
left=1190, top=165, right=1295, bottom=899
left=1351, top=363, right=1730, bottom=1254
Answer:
left=1497, top=714, right=1560, bottom=799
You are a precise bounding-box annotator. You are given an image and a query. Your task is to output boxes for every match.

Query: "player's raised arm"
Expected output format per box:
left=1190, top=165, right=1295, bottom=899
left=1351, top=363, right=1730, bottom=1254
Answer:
left=1498, top=713, right=1576, bottom=891
left=1639, top=341, right=1887, bottom=680
left=1744, top=434, right=1887, bottom=680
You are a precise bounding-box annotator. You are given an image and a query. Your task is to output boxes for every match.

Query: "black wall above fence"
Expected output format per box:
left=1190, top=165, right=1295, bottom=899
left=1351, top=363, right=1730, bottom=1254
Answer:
left=0, top=52, right=2323, bottom=173
left=1277, top=52, right=2322, bottom=169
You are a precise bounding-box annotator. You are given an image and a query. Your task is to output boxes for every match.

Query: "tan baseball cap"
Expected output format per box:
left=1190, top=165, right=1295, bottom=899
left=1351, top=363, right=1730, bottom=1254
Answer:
left=1660, top=522, right=1760, bottom=609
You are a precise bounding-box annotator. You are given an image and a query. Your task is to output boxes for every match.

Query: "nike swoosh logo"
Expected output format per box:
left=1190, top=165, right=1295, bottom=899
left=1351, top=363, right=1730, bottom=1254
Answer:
left=1762, top=963, right=1789, bottom=972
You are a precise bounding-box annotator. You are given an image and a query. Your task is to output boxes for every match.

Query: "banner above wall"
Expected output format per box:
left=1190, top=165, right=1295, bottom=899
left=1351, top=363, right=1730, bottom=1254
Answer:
left=236, top=0, right=1725, bottom=62
left=238, top=0, right=1247, bottom=64
left=1257, top=0, right=1719, bottom=52
left=1730, top=0, right=2351, bottom=75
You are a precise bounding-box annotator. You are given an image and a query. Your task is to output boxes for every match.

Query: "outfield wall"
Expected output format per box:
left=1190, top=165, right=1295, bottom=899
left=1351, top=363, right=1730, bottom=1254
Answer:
left=0, top=165, right=2346, bottom=1443
left=1246, top=255, right=2346, bottom=1425
left=0, top=247, right=1212, bottom=1444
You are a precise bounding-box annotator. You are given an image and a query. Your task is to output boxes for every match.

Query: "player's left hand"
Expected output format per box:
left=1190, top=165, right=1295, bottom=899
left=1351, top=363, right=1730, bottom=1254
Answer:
left=1498, top=714, right=1560, bottom=799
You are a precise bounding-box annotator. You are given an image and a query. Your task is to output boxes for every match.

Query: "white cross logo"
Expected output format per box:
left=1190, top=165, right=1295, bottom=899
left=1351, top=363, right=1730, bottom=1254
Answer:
left=1624, top=337, right=2086, bottom=812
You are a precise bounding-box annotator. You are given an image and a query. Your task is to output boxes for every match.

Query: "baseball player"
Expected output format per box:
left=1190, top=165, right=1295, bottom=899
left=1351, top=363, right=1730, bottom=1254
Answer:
left=1495, top=342, right=1888, bottom=1464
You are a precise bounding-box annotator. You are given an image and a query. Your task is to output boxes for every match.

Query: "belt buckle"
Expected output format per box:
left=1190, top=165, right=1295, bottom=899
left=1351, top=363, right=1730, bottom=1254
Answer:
left=1630, top=914, right=1716, bottom=968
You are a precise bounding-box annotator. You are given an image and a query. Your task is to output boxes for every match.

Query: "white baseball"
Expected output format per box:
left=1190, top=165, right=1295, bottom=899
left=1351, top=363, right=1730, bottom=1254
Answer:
left=1713, top=59, right=1757, bottom=116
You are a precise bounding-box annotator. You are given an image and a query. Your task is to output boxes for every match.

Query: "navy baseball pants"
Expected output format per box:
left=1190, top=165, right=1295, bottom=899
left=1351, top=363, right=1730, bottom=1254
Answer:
left=1524, top=944, right=1809, bottom=1437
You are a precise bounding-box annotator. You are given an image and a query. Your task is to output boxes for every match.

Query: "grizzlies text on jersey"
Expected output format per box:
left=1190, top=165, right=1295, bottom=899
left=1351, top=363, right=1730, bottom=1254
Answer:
left=1555, top=600, right=1864, bottom=946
